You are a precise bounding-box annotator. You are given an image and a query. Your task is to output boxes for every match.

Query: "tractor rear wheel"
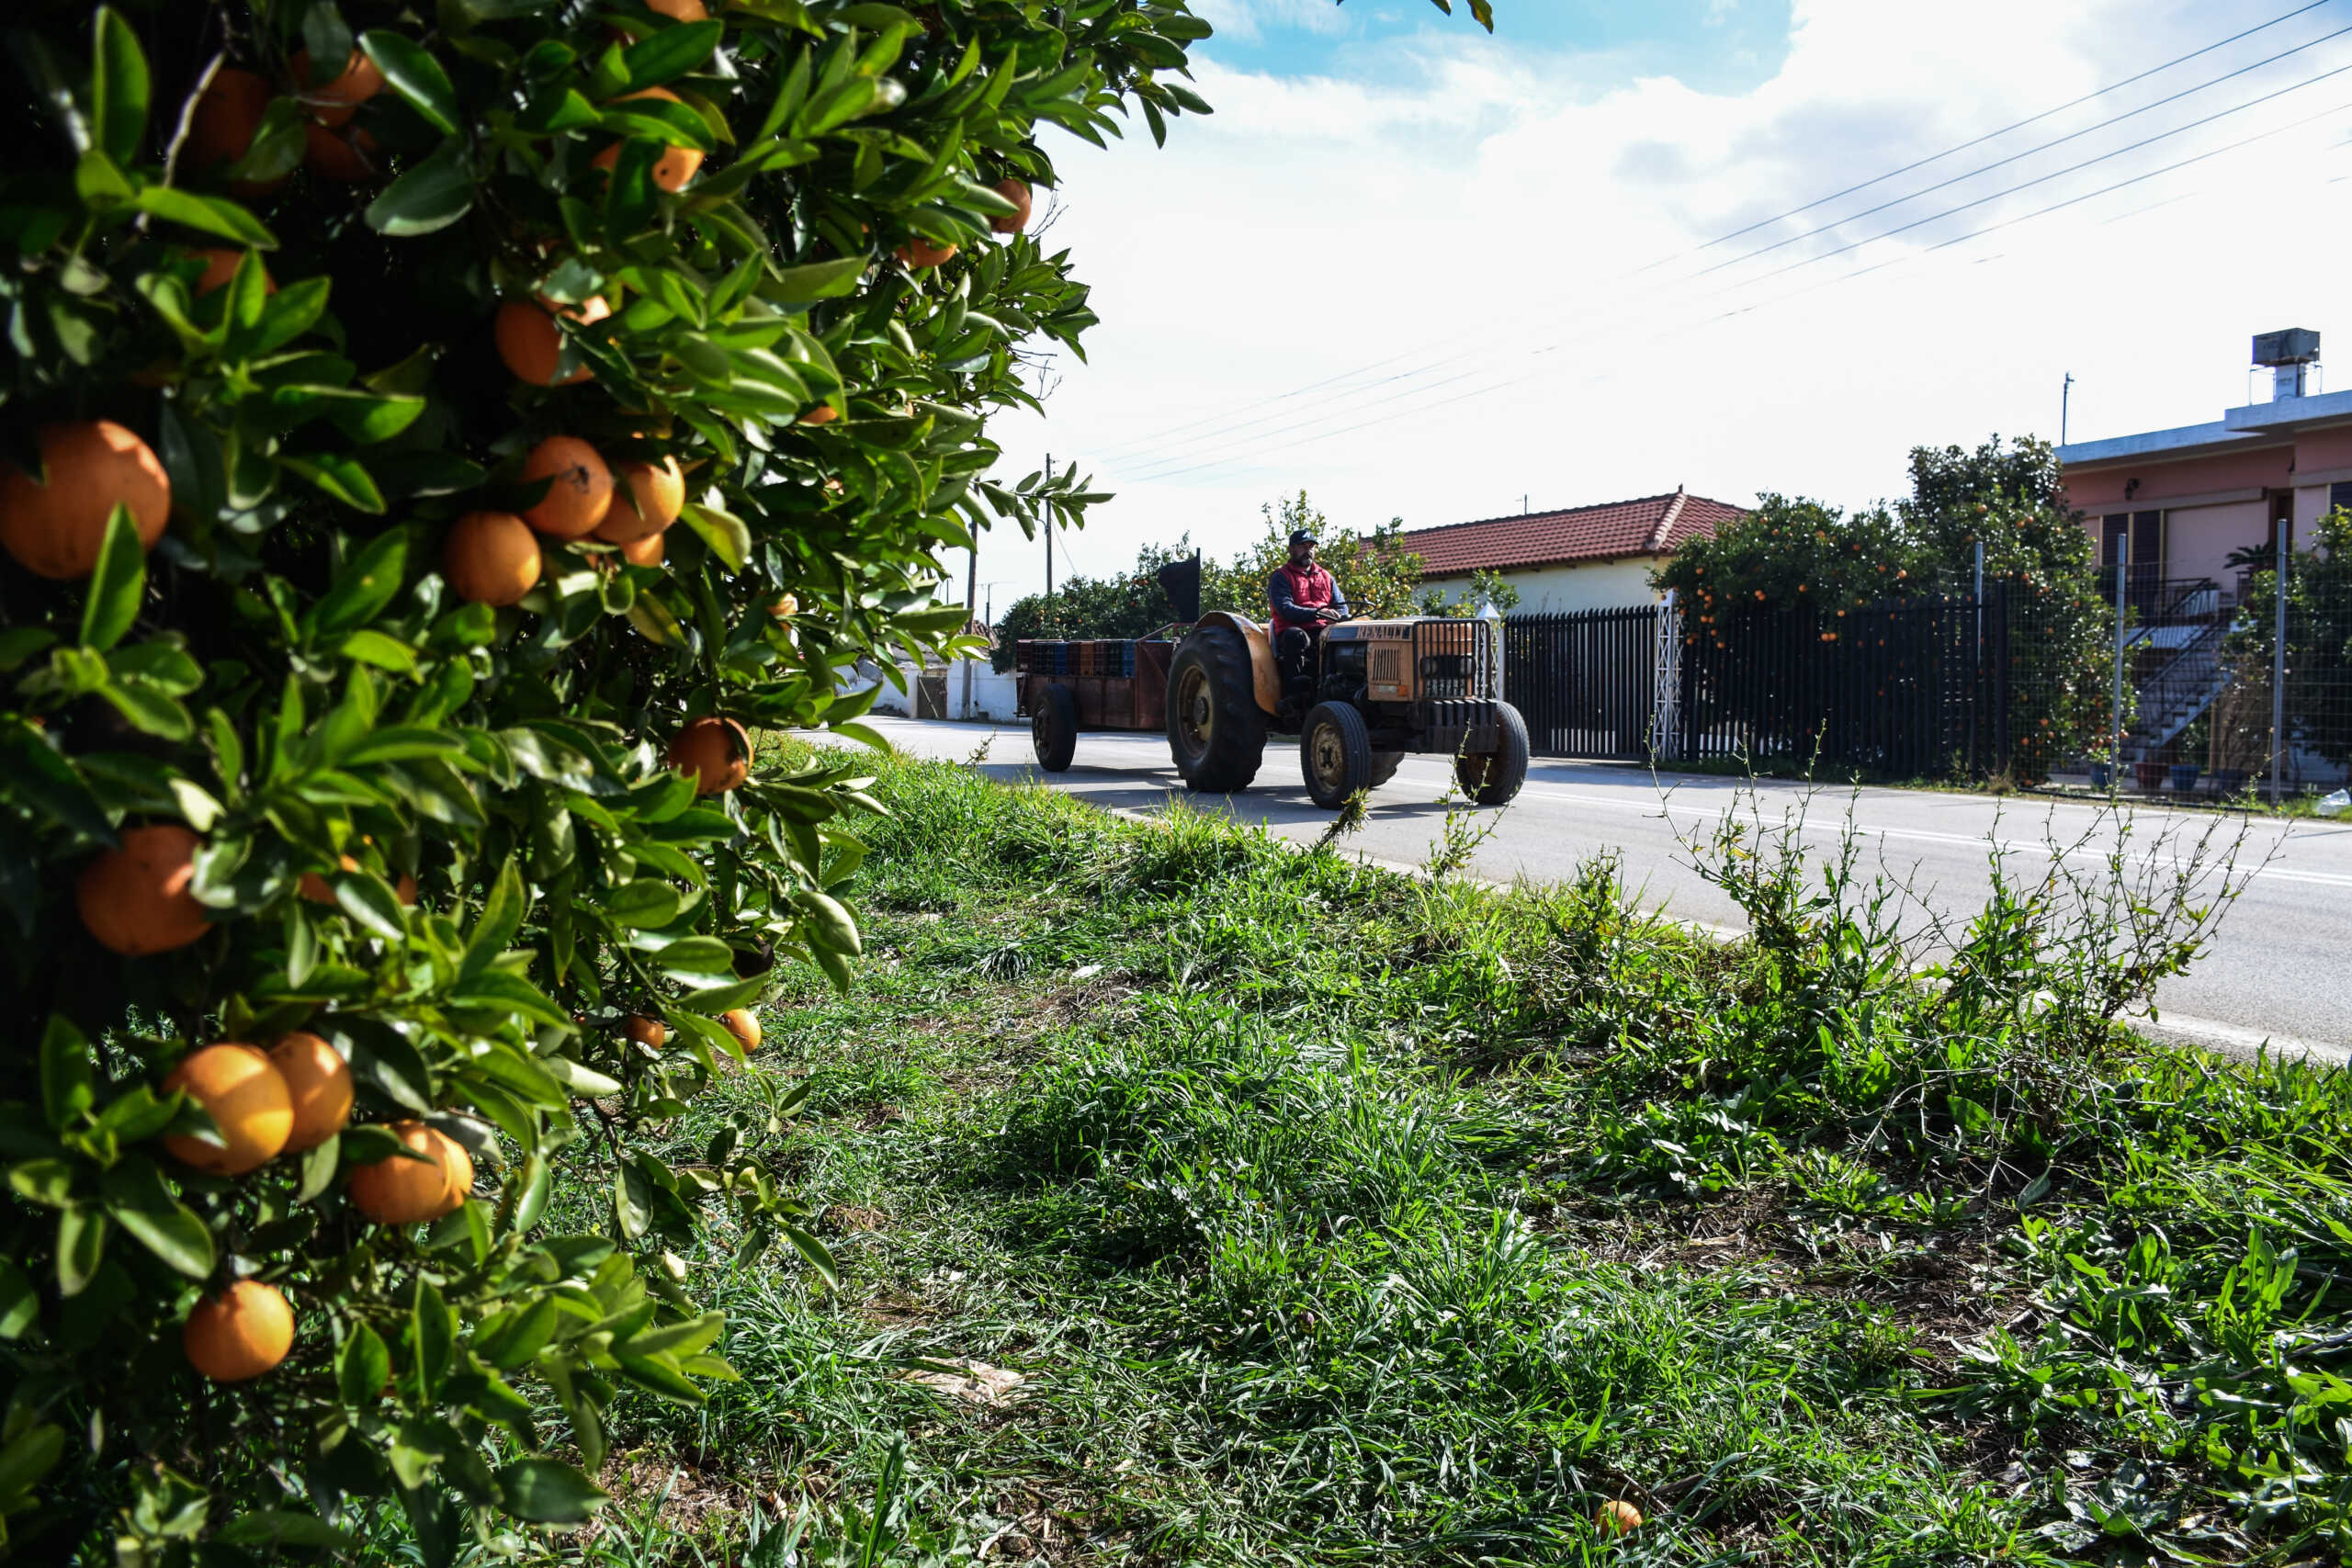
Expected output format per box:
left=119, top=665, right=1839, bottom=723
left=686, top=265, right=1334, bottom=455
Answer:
left=1166, top=624, right=1265, bottom=791
left=1300, top=701, right=1373, bottom=809
left=1454, top=702, right=1530, bottom=806
left=1031, top=683, right=1077, bottom=773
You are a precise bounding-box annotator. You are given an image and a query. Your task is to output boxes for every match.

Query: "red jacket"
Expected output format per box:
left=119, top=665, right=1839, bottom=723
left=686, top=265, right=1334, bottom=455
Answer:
left=1269, top=562, right=1346, bottom=633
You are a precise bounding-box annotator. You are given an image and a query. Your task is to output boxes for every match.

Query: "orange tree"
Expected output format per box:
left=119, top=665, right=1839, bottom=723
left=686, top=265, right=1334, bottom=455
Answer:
left=0, top=0, right=1366, bottom=1557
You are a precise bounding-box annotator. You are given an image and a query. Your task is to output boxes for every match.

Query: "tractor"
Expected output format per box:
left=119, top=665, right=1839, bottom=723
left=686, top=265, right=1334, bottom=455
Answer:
left=1159, top=558, right=1530, bottom=808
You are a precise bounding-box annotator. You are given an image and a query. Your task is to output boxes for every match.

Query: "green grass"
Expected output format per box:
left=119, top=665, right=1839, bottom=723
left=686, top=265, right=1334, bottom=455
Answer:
left=493, top=750, right=2352, bottom=1565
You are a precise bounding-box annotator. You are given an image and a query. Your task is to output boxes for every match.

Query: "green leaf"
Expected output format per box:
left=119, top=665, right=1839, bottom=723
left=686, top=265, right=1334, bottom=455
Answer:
left=782, top=1223, right=839, bottom=1289
left=472, top=1297, right=558, bottom=1370
left=310, top=528, right=413, bottom=637
left=78, top=504, right=146, bottom=652
left=497, top=1459, right=608, bottom=1525
left=40, top=1015, right=93, bottom=1131
left=0, top=1424, right=64, bottom=1506
left=334, top=874, right=409, bottom=940
left=107, top=1199, right=214, bottom=1279
left=656, top=936, right=735, bottom=976
left=459, top=859, right=525, bottom=981
left=90, top=6, right=150, bottom=164
left=0, top=720, right=112, bottom=840
left=337, top=1322, right=390, bottom=1408
left=364, top=138, right=474, bottom=237
left=56, top=1206, right=107, bottom=1296
left=410, top=1276, right=455, bottom=1396
left=218, top=1511, right=357, bottom=1551
left=358, top=30, right=460, bottom=135
left=130, top=186, right=276, bottom=247
left=282, top=453, right=386, bottom=513
left=603, top=879, right=681, bottom=929
left=0, top=1260, right=40, bottom=1340
left=96, top=679, right=194, bottom=740
left=676, top=503, right=749, bottom=570
left=622, top=20, right=723, bottom=90
left=340, top=628, right=419, bottom=674
left=766, top=256, right=866, bottom=305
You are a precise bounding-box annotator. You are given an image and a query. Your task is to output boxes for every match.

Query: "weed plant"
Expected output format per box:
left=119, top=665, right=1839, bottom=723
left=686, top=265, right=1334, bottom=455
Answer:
left=472, top=749, right=2347, bottom=1565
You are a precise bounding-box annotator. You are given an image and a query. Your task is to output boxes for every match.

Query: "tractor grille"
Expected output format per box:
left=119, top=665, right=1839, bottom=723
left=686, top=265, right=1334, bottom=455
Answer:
left=1413, top=620, right=1501, bottom=702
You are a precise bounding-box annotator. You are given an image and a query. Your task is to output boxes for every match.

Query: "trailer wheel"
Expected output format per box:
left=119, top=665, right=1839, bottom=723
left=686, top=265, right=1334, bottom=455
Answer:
left=1300, top=701, right=1374, bottom=809
left=1167, top=623, right=1266, bottom=791
left=1454, top=702, right=1529, bottom=806
left=1031, top=683, right=1078, bottom=773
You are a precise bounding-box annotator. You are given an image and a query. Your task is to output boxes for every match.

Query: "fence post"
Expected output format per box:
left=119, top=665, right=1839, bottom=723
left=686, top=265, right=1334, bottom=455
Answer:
left=2110, top=530, right=2127, bottom=796
left=2270, top=517, right=2289, bottom=806
left=1971, top=540, right=1984, bottom=774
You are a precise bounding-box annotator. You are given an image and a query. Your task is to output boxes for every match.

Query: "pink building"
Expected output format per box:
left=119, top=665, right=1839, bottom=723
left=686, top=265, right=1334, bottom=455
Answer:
left=2058, top=330, right=2351, bottom=590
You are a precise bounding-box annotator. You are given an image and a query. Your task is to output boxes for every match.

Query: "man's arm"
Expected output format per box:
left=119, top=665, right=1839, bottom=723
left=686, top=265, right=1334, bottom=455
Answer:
left=1322, top=575, right=1350, bottom=618
left=1269, top=570, right=1303, bottom=622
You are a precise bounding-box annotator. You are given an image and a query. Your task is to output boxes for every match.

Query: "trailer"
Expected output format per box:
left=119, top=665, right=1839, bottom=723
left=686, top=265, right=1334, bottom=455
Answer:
left=1014, top=633, right=1182, bottom=772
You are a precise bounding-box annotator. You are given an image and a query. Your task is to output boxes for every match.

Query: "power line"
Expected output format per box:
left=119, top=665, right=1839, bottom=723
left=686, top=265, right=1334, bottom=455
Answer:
left=1081, top=0, right=2346, bottom=468
left=1112, top=57, right=2352, bottom=483
left=1115, top=96, right=2352, bottom=488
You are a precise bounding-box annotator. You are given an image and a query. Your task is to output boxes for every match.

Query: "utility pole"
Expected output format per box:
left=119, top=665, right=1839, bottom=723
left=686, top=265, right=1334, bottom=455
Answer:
left=2270, top=515, right=2290, bottom=806
left=2061, top=372, right=2074, bottom=446
left=960, top=541, right=978, bottom=720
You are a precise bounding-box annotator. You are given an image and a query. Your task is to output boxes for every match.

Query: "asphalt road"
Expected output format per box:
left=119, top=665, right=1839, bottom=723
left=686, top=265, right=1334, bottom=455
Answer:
left=863, top=716, right=2352, bottom=1058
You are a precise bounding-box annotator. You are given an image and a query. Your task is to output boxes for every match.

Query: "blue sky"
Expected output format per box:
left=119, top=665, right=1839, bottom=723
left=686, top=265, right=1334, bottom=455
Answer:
left=1193, top=0, right=1795, bottom=95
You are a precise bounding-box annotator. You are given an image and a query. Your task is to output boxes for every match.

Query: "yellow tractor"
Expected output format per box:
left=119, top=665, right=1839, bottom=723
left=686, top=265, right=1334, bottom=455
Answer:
left=1159, top=559, right=1528, bottom=807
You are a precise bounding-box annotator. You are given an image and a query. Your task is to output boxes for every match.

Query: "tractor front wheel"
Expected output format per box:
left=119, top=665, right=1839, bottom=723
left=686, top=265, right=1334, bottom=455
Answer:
left=1454, top=702, right=1530, bottom=806
left=1167, top=624, right=1266, bottom=791
left=1031, top=683, right=1078, bottom=773
left=1301, top=701, right=1374, bottom=809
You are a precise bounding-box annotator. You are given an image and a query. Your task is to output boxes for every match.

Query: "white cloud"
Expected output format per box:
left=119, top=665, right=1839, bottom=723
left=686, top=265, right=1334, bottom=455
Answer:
left=1189, top=0, right=1353, bottom=46
left=968, top=0, right=2352, bottom=603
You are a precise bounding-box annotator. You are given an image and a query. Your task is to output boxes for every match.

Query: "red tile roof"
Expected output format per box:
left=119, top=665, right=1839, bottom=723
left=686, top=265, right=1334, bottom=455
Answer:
left=1398, top=488, right=1747, bottom=575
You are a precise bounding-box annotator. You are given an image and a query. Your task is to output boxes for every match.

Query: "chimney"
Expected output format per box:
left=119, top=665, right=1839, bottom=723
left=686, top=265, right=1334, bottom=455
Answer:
left=2253, top=328, right=2320, bottom=400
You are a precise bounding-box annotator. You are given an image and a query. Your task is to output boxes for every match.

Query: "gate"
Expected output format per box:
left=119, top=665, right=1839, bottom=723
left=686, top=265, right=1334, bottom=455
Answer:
left=1502, top=606, right=1661, bottom=760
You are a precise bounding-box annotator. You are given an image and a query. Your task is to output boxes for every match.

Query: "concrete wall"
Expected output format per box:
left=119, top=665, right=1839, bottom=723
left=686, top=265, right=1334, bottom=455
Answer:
left=2163, top=500, right=2267, bottom=584
left=856, top=658, right=1018, bottom=720
left=1425, top=555, right=1666, bottom=616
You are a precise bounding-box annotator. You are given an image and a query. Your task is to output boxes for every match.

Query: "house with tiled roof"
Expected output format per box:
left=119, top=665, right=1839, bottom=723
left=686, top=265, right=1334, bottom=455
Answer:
left=1397, top=487, right=1749, bottom=615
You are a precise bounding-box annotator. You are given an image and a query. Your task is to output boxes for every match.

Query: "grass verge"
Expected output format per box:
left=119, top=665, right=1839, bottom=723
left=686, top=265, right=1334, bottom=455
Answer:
left=476, top=748, right=2352, bottom=1565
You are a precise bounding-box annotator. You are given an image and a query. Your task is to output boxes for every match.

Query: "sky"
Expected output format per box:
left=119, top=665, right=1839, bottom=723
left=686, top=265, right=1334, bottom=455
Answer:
left=954, top=0, right=2352, bottom=617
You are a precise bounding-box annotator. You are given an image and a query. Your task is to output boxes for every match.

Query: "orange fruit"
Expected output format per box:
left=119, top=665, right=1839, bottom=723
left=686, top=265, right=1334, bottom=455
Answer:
left=768, top=593, right=797, bottom=620
left=443, top=511, right=542, bottom=606
left=648, top=0, right=708, bottom=17
left=188, top=68, right=280, bottom=191
left=619, top=531, right=664, bottom=567
left=162, top=1043, right=295, bottom=1175
left=1, top=420, right=172, bottom=581
left=268, top=1032, right=353, bottom=1153
left=291, top=49, right=385, bottom=127
left=520, top=436, right=614, bottom=539
left=797, top=404, right=838, bottom=426
left=190, top=249, right=275, bottom=296
left=666, top=716, right=752, bottom=795
left=348, top=1121, right=474, bottom=1224
left=590, top=88, right=705, bottom=192
left=592, top=457, right=685, bottom=544
left=495, top=296, right=609, bottom=386
left=183, top=1280, right=295, bottom=1382
left=77, top=823, right=209, bottom=956
left=625, top=1014, right=667, bottom=1049
left=721, top=1008, right=762, bottom=1053
left=1596, top=1500, right=1643, bottom=1536
left=302, top=121, right=381, bottom=182
left=300, top=855, right=419, bottom=906
left=896, top=237, right=957, bottom=269
left=989, top=177, right=1033, bottom=233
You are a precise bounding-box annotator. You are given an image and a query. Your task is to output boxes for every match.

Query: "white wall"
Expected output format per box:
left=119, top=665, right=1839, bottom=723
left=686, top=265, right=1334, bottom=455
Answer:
left=1425, top=555, right=1666, bottom=615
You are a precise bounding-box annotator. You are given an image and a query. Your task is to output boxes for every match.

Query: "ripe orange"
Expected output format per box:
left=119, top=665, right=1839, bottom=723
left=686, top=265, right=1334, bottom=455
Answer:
left=302, top=121, right=380, bottom=182
left=590, top=88, right=705, bottom=192
left=188, top=68, right=279, bottom=191
left=443, top=511, right=542, bottom=606
left=291, top=49, right=385, bottom=127
left=722, top=1008, right=762, bottom=1053
left=1596, top=1500, right=1643, bottom=1536
left=1, top=420, right=172, bottom=581
left=77, top=823, right=210, bottom=956
left=647, top=0, right=709, bottom=17
left=896, top=237, right=958, bottom=269
left=667, top=716, right=752, bottom=795
left=592, top=456, right=685, bottom=544
left=298, top=854, right=419, bottom=906
left=990, top=177, right=1033, bottom=233
left=797, top=404, right=839, bottom=426
left=496, top=296, right=609, bottom=386
left=520, top=436, right=615, bottom=538
left=183, top=1280, right=295, bottom=1382
left=190, top=249, right=276, bottom=296
left=162, top=1043, right=295, bottom=1175
left=625, top=1014, right=667, bottom=1049
left=348, top=1121, right=474, bottom=1224
left=619, top=531, right=665, bottom=567
left=268, top=1032, right=353, bottom=1153
left=768, top=592, right=797, bottom=621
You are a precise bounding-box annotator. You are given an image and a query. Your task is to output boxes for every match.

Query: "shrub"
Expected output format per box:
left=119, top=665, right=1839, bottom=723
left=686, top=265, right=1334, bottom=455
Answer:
left=0, top=0, right=1240, bottom=1557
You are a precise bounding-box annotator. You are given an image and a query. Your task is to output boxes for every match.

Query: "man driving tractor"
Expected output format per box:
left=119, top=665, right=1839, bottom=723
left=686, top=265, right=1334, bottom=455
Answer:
left=1269, top=528, right=1349, bottom=692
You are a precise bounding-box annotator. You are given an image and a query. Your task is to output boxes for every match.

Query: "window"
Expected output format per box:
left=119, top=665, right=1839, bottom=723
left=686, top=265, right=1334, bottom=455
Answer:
left=2330, top=480, right=2352, bottom=515
left=2098, top=510, right=2164, bottom=607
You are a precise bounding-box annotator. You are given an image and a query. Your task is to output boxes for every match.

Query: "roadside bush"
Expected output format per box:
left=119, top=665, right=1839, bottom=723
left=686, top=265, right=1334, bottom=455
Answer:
left=0, top=0, right=1238, bottom=1557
